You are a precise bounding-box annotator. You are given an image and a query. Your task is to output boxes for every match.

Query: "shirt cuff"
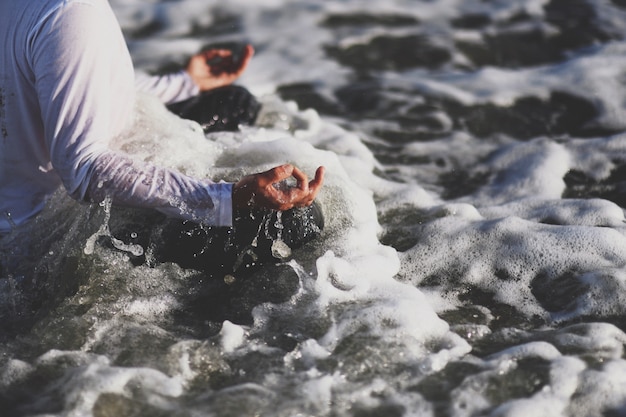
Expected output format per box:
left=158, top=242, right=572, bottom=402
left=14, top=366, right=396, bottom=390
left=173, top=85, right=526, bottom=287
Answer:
left=205, top=181, right=233, bottom=227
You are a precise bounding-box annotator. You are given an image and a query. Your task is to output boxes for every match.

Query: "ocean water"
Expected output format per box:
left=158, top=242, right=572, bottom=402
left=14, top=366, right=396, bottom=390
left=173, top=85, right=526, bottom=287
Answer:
left=3, top=0, right=626, bottom=416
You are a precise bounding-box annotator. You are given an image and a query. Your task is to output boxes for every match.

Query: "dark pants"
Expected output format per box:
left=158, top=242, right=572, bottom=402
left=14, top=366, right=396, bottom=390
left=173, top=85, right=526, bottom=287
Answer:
left=166, top=85, right=261, bottom=133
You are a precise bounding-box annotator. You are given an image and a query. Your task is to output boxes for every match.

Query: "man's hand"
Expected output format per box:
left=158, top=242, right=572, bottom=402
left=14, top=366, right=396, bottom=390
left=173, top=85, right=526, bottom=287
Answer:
left=186, top=44, right=254, bottom=91
left=233, top=164, right=325, bottom=211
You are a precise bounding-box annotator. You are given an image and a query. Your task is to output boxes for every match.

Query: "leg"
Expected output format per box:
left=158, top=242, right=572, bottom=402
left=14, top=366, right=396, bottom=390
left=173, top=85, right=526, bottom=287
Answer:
left=166, top=85, right=261, bottom=133
left=154, top=203, right=324, bottom=277
left=105, top=205, right=323, bottom=325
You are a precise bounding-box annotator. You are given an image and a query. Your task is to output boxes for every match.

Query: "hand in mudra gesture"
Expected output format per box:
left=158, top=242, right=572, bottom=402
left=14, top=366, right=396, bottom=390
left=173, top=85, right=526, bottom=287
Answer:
left=186, top=44, right=254, bottom=91
left=233, top=164, right=325, bottom=211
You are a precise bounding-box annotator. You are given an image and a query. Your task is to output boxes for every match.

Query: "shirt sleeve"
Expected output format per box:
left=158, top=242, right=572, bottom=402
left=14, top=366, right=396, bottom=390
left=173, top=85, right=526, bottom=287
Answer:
left=29, top=0, right=233, bottom=226
left=84, top=151, right=233, bottom=226
left=135, top=70, right=200, bottom=104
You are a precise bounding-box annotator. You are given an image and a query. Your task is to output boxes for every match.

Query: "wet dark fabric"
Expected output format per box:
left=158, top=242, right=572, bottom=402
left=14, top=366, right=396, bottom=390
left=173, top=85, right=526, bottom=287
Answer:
left=157, top=203, right=323, bottom=275
left=108, top=203, right=324, bottom=278
left=166, top=85, right=261, bottom=133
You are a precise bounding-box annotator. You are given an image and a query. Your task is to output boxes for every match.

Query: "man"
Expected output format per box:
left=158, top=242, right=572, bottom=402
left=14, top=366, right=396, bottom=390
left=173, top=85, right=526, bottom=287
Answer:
left=0, top=0, right=324, bottom=259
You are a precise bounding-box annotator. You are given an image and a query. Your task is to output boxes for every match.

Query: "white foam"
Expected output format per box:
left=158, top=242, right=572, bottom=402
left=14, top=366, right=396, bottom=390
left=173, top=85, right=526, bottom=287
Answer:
left=220, top=320, right=246, bottom=352
left=569, top=359, right=626, bottom=416
left=467, top=138, right=571, bottom=204
left=401, top=211, right=626, bottom=319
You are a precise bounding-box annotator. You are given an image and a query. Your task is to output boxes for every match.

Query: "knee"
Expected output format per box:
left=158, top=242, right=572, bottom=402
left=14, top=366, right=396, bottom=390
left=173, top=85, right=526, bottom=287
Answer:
left=167, top=85, right=261, bottom=133
left=233, top=202, right=324, bottom=256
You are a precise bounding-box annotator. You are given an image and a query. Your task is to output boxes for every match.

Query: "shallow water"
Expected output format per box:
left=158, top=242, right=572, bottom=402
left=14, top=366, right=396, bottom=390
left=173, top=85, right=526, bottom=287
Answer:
left=3, top=0, right=626, bottom=416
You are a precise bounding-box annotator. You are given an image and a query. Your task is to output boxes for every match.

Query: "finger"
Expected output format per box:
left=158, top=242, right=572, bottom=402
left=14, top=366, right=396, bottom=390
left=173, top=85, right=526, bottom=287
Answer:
left=242, top=44, right=255, bottom=59
left=309, top=166, right=325, bottom=192
left=210, top=57, right=235, bottom=75
left=225, top=46, right=253, bottom=76
left=270, top=186, right=308, bottom=211
left=262, top=183, right=284, bottom=206
left=256, top=164, right=294, bottom=188
left=283, top=166, right=324, bottom=208
left=213, top=55, right=234, bottom=67
left=294, top=189, right=315, bottom=207
left=203, top=49, right=234, bottom=60
left=238, top=44, right=254, bottom=71
left=207, top=45, right=253, bottom=78
left=303, top=166, right=325, bottom=203
left=290, top=166, right=309, bottom=191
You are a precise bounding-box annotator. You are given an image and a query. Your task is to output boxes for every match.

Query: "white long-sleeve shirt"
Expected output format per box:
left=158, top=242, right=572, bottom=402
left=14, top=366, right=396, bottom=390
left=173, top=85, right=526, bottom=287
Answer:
left=0, top=0, right=233, bottom=234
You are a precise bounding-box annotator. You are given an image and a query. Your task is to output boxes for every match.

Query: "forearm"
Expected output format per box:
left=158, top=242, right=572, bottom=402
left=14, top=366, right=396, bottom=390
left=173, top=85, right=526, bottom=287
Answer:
left=81, top=151, right=233, bottom=226
left=134, top=70, right=199, bottom=104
